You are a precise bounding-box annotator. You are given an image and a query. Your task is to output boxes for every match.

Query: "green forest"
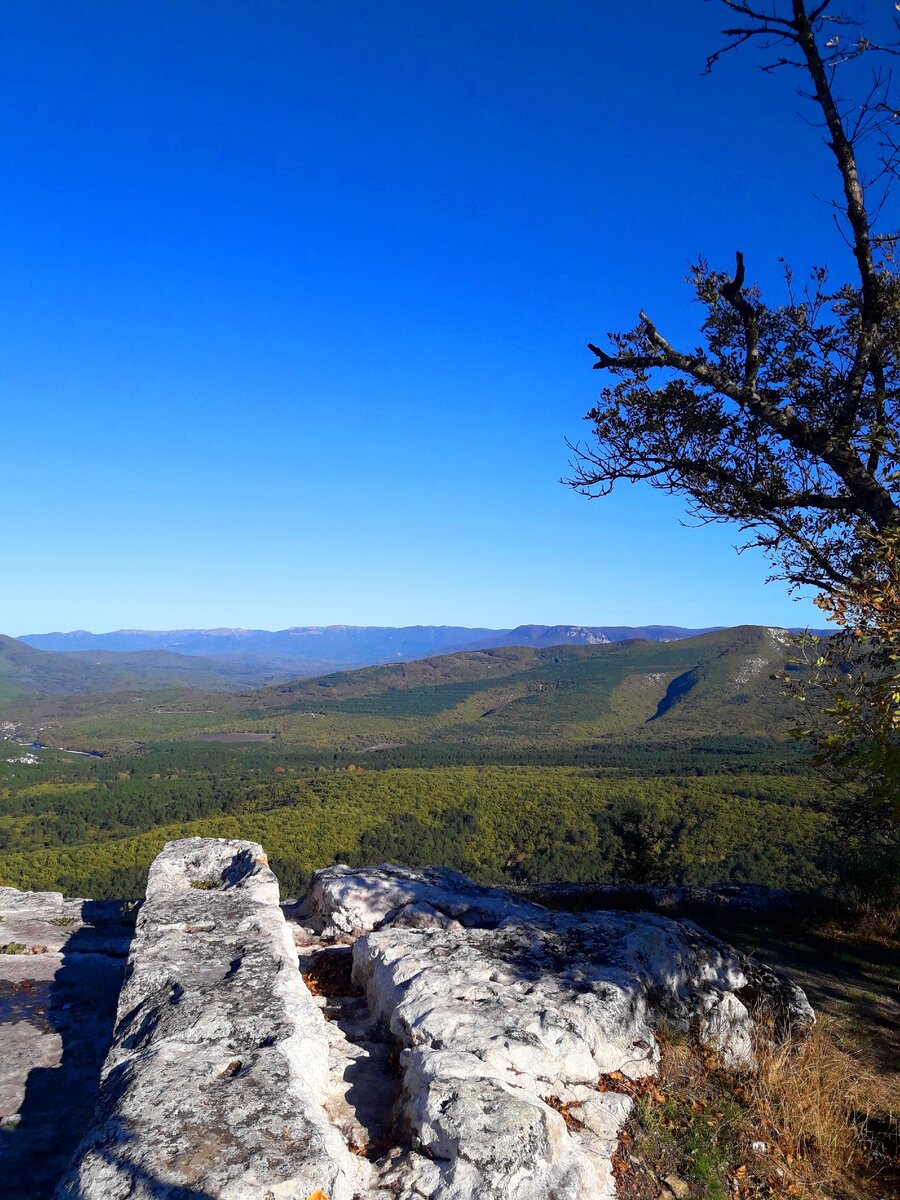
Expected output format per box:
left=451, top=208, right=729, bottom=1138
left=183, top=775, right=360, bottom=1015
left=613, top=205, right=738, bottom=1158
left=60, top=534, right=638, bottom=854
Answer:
left=0, top=741, right=831, bottom=900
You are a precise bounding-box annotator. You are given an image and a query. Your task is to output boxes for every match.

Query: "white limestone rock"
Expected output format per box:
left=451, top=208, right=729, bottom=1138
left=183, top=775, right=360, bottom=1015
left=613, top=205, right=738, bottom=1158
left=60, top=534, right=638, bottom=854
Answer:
left=296, top=862, right=545, bottom=937
left=297, top=863, right=816, bottom=1198
left=54, top=838, right=363, bottom=1200
left=700, top=992, right=754, bottom=1069
left=345, top=906, right=752, bottom=1199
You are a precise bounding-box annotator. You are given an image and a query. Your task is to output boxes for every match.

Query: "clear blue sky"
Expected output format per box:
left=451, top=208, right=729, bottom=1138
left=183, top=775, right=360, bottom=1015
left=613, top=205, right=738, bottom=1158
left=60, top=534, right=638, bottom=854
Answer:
left=2, top=1, right=884, bottom=636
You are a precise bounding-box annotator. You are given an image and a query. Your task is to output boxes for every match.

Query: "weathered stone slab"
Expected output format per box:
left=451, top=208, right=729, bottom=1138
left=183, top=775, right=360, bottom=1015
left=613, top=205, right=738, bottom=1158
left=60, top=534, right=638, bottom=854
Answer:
left=298, top=864, right=815, bottom=1198
left=349, top=913, right=737, bottom=1197
left=54, top=838, right=361, bottom=1200
left=305, top=864, right=814, bottom=1052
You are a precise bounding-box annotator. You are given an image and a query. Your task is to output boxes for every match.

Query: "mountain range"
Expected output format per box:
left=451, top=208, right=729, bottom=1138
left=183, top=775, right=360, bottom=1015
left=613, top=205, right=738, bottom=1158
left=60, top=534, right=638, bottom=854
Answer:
left=2, top=622, right=831, bottom=722
left=0, top=627, right=717, bottom=709
left=17, top=622, right=724, bottom=678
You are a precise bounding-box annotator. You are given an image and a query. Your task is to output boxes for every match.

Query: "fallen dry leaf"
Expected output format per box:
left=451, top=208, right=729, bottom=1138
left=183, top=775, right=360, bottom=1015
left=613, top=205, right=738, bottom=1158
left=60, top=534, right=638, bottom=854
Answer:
left=542, top=1095, right=585, bottom=1131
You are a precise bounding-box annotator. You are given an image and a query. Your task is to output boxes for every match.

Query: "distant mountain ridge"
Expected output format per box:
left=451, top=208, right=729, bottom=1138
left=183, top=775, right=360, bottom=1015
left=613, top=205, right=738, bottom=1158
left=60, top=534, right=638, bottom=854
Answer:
left=20, top=623, right=726, bottom=671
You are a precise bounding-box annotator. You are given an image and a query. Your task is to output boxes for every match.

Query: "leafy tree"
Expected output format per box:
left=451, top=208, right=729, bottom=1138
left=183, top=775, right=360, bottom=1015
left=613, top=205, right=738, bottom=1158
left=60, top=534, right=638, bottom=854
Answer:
left=567, top=0, right=899, bottom=598
left=784, top=529, right=899, bottom=895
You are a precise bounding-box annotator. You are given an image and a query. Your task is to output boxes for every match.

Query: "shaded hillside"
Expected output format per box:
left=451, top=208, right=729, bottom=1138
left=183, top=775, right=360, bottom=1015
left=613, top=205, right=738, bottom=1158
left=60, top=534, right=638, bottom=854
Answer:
left=239, top=624, right=799, bottom=740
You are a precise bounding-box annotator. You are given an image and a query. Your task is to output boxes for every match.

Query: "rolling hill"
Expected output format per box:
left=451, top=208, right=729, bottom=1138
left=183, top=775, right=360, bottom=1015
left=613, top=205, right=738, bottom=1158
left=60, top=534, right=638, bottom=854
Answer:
left=249, top=624, right=801, bottom=749
left=2, top=626, right=807, bottom=756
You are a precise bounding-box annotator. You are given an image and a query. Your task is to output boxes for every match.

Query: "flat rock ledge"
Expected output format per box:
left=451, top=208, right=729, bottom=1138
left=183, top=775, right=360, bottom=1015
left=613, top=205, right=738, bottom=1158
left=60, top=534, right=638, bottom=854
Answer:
left=1, top=842, right=814, bottom=1200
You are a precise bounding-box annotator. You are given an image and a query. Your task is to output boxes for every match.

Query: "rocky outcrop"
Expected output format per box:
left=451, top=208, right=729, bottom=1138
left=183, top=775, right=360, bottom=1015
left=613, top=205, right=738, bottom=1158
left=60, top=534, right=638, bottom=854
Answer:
left=298, top=865, right=813, bottom=1198
left=302, top=864, right=814, bottom=1047
left=54, top=839, right=361, bottom=1200
left=1, top=843, right=814, bottom=1199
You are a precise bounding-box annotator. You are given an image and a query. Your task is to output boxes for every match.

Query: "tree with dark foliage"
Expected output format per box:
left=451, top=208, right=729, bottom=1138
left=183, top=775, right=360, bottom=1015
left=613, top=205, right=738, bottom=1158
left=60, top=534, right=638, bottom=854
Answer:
left=567, top=0, right=899, bottom=600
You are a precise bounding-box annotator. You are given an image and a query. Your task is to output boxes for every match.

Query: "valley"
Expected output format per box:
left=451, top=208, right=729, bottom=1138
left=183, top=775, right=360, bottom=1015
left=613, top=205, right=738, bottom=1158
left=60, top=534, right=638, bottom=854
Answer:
left=2, top=625, right=802, bottom=754
left=0, top=625, right=838, bottom=902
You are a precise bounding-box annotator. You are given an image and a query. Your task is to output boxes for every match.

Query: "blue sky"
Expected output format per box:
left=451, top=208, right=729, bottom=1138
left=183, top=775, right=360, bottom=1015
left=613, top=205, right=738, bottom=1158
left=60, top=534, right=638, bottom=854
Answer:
left=1, top=1, right=884, bottom=635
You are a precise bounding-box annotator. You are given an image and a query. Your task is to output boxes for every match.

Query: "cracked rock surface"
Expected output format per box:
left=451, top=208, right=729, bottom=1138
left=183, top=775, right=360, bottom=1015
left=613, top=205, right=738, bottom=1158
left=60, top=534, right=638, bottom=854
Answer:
left=2, top=844, right=814, bottom=1199
left=292, top=863, right=813, bottom=1199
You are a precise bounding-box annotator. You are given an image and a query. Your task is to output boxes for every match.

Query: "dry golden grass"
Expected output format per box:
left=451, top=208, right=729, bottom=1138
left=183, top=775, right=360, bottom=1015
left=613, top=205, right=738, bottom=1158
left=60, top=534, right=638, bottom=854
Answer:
left=619, top=1018, right=897, bottom=1200
left=743, top=1019, right=896, bottom=1198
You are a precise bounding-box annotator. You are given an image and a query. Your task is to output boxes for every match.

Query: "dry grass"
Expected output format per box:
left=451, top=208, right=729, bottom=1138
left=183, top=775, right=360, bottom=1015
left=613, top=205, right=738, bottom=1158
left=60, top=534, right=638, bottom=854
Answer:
left=742, top=1020, right=897, bottom=1198
left=617, top=1018, right=897, bottom=1200
left=610, top=898, right=899, bottom=1199
left=814, top=903, right=900, bottom=950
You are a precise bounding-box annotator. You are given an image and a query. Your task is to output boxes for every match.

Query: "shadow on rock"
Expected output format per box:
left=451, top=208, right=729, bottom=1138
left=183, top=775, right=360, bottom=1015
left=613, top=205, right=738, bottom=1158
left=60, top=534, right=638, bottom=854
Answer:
left=55, top=1123, right=216, bottom=1200
left=0, top=900, right=134, bottom=1200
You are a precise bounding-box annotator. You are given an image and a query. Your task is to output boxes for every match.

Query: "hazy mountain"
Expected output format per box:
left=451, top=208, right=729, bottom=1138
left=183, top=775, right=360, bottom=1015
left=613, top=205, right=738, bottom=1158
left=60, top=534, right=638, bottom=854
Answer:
left=0, top=635, right=293, bottom=706
left=19, top=623, right=726, bottom=675
left=449, top=624, right=728, bottom=651
left=20, top=625, right=499, bottom=666
left=450, top=624, right=612, bottom=650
